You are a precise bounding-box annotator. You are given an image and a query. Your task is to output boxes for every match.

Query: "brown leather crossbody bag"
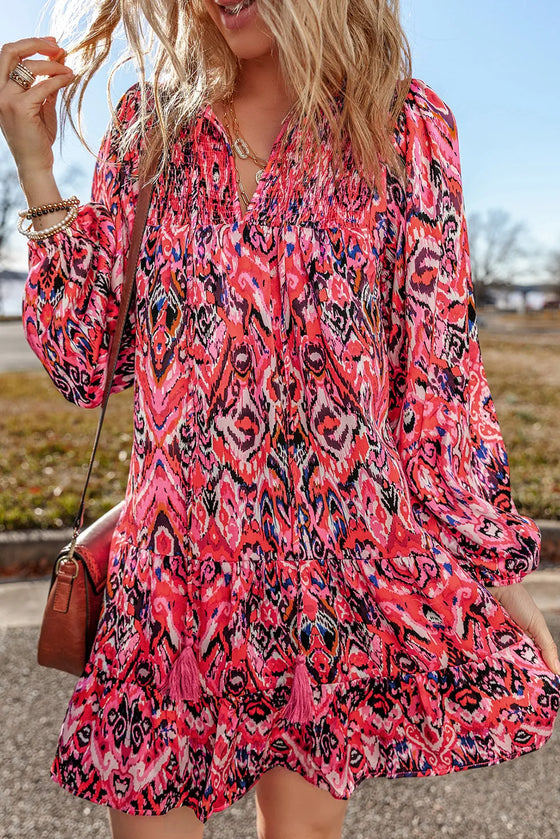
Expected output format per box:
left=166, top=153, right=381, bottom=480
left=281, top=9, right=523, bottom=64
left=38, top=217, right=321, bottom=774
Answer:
left=37, top=163, right=157, bottom=677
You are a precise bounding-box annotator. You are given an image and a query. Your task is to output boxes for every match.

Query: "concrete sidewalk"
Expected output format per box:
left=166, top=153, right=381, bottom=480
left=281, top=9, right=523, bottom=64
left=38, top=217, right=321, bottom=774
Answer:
left=0, top=320, right=42, bottom=373
left=1, top=574, right=560, bottom=839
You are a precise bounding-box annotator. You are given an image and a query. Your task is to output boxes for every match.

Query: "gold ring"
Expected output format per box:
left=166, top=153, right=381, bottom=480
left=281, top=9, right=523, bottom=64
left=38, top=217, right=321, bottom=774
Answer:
left=8, top=61, right=36, bottom=91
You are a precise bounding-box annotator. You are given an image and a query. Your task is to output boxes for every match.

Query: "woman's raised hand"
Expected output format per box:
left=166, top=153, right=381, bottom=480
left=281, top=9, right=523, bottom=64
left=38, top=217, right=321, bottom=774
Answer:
left=0, top=37, right=74, bottom=181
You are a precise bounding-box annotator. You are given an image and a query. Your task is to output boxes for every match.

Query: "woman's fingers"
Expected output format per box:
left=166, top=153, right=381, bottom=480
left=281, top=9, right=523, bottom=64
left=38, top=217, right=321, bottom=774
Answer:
left=5, top=61, right=74, bottom=102
left=1, top=59, right=73, bottom=111
left=0, top=40, right=72, bottom=105
left=525, top=608, right=560, bottom=675
left=0, top=37, right=62, bottom=78
left=0, top=37, right=75, bottom=178
left=19, top=73, right=74, bottom=106
left=5, top=61, right=73, bottom=101
left=488, top=582, right=560, bottom=675
left=9, top=59, right=72, bottom=78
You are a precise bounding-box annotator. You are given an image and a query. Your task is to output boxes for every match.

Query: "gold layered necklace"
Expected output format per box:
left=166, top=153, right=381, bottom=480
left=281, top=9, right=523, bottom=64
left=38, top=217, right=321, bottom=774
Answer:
left=222, top=97, right=293, bottom=211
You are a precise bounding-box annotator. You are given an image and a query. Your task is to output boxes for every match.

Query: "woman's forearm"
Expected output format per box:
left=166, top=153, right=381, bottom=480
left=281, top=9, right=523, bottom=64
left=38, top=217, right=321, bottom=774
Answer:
left=19, top=168, right=67, bottom=231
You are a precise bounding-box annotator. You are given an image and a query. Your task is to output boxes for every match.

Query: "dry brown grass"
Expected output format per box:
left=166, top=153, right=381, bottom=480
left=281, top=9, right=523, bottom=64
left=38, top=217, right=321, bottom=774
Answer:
left=0, top=310, right=558, bottom=530
left=478, top=310, right=560, bottom=520
left=0, top=373, right=133, bottom=530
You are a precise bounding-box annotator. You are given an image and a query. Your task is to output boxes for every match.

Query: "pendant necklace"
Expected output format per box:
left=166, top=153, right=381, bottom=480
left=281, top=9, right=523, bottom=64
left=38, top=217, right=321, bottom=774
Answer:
left=223, top=97, right=293, bottom=211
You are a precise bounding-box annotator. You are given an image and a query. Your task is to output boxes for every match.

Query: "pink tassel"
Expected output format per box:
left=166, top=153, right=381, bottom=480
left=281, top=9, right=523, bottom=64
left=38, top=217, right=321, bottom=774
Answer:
left=165, top=636, right=201, bottom=703
left=283, top=653, right=315, bottom=724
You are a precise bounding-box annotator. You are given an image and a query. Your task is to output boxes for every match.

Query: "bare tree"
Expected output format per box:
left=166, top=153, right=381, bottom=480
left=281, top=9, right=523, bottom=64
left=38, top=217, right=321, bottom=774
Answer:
left=467, top=209, right=526, bottom=305
left=0, top=153, right=22, bottom=314
left=0, top=150, right=84, bottom=265
left=0, top=153, right=22, bottom=269
left=0, top=145, right=85, bottom=315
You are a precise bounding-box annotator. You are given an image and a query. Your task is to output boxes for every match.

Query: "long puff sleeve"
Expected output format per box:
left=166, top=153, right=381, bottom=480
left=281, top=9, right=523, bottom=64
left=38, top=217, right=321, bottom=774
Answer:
left=22, top=84, right=145, bottom=408
left=380, top=79, right=540, bottom=587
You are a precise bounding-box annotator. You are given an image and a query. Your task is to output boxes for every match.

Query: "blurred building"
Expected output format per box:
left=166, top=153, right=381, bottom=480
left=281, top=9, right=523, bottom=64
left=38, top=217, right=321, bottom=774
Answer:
left=0, top=269, right=28, bottom=317
left=484, top=282, right=560, bottom=312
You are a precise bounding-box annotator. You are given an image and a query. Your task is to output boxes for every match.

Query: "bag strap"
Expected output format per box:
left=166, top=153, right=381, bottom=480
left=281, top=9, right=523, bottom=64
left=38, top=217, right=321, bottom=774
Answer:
left=67, top=155, right=159, bottom=556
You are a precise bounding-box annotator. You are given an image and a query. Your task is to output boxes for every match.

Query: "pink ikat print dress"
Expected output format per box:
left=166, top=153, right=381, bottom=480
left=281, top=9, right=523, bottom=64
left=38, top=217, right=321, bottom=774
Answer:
left=23, top=78, right=560, bottom=822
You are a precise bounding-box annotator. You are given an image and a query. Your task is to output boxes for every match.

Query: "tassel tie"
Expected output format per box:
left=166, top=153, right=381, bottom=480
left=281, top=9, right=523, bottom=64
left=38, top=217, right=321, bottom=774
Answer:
left=283, top=560, right=315, bottom=725
left=162, top=559, right=202, bottom=703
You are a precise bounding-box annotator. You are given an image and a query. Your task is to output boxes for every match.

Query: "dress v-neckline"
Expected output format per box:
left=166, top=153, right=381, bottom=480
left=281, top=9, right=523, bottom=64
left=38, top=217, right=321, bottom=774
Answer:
left=204, top=103, right=292, bottom=225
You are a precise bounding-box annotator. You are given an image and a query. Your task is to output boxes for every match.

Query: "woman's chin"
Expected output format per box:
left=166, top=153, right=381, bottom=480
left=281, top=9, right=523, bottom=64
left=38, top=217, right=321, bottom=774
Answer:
left=226, top=33, right=275, bottom=60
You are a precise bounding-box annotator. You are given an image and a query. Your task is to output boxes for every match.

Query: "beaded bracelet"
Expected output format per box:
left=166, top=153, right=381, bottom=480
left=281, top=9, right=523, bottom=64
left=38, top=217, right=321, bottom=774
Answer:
left=17, top=203, right=80, bottom=242
left=18, top=195, right=80, bottom=221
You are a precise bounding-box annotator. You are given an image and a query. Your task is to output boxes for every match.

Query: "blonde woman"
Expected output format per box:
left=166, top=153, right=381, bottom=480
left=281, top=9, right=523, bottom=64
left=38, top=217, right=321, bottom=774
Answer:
left=1, top=1, right=559, bottom=837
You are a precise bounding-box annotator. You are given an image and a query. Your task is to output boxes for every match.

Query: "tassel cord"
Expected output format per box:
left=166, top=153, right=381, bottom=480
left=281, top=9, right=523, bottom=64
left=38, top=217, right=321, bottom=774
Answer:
left=163, top=557, right=202, bottom=703
left=283, top=558, right=315, bottom=724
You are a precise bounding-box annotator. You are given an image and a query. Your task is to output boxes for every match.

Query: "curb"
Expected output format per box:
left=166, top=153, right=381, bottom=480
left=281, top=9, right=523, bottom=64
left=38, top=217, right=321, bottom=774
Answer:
left=534, top=520, right=560, bottom=565
left=0, top=519, right=559, bottom=580
left=0, top=527, right=72, bottom=579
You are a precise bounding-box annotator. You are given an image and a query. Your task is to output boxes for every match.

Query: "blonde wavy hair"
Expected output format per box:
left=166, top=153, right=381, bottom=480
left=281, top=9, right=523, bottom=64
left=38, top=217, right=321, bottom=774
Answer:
left=51, top=0, right=412, bottom=187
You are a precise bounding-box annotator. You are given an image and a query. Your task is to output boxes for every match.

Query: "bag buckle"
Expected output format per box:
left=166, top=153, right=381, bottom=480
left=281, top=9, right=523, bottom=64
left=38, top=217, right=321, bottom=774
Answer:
left=54, top=554, right=80, bottom=579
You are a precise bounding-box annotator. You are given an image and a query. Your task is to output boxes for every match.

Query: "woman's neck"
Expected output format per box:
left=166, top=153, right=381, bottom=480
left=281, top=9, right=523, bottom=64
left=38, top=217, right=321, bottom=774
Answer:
left=235, top=52, right=294, bottom=113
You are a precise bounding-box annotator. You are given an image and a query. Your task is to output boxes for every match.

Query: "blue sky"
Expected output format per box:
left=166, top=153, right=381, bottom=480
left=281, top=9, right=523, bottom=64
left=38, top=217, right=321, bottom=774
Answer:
left=3, top=0, right=559, bottom=273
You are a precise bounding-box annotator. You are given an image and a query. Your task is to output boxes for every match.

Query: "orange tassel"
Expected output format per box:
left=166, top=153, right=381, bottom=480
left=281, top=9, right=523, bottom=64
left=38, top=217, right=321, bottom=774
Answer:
left=284, top=653, right=315, bottom=724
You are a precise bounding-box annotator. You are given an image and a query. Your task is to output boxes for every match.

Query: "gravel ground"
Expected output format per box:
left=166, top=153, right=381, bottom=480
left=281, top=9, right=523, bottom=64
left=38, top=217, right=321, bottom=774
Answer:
left=1, top=618, right=560, bottom=839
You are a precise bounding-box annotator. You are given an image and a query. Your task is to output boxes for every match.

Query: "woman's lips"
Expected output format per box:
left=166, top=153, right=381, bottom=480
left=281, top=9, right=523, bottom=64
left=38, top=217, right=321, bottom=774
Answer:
left=214, top=0, right=257, bottom=29
left=215, top=0, right=254, bottom=9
